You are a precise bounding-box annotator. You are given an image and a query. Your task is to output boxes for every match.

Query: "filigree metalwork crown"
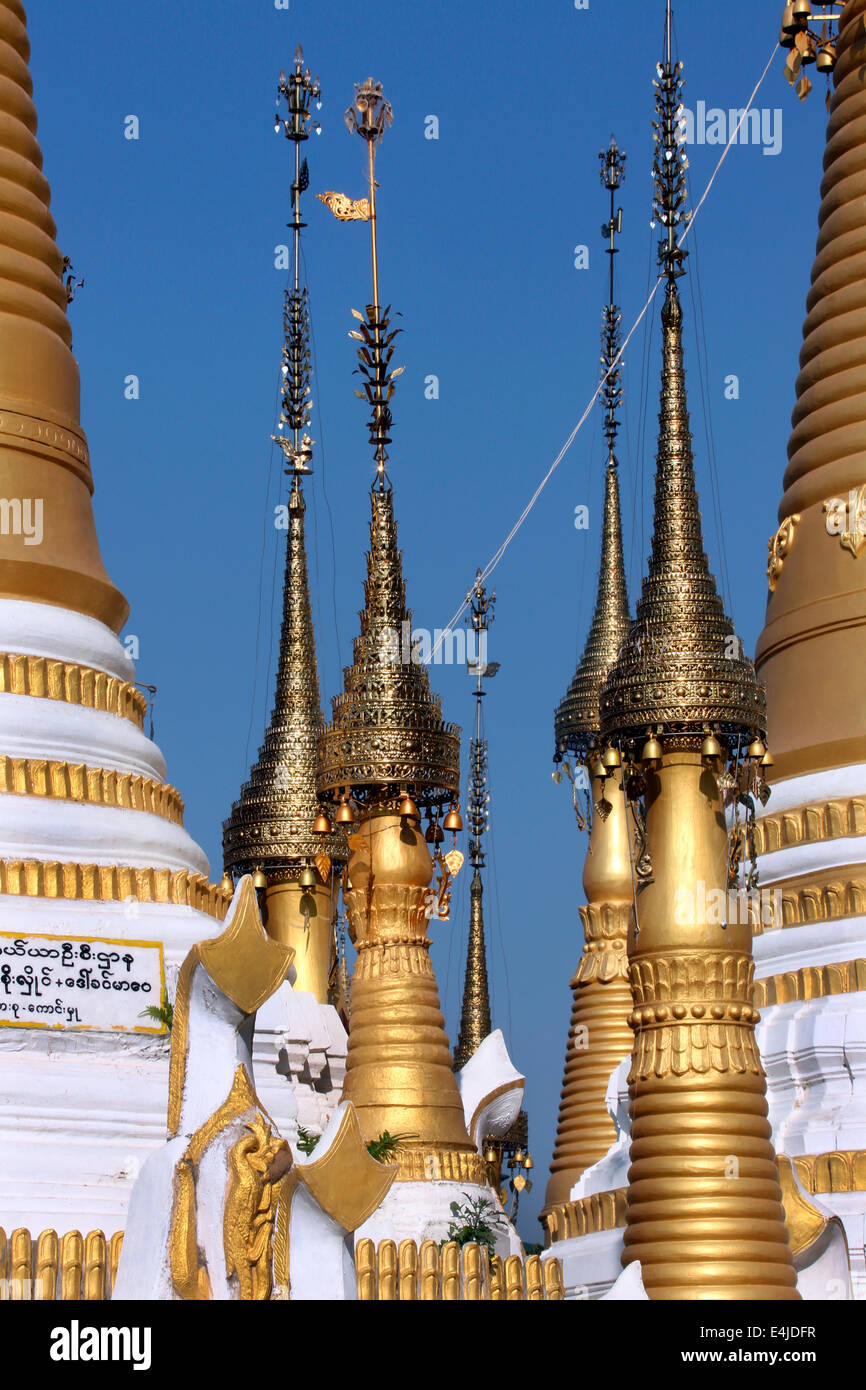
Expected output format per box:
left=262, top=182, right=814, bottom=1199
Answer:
left=317, top=481, right=460, bottom=807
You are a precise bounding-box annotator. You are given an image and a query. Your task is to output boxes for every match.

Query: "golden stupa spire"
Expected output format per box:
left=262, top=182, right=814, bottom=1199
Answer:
left=223, top=51, right=346, bottom=1001
left=555, top=137, right=632, bottom=759
left=0, top=0, right=126, bottom=630
left=453, top=574, right=495, bottom=1073
left=597, top=6, right=799, bottom=1300
left=544, top=140, right=635, bottom=1230
left=316, top=82, right=479, bottom=1179
left=756, top=0, right=866, bottom=779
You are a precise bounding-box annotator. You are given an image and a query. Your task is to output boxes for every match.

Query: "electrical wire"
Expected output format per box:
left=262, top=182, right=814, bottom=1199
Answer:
left=427, top=40, right=780, bottom=666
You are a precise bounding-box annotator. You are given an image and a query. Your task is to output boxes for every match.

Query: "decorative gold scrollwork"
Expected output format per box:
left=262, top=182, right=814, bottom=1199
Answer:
left=824, top=486, right=866, bottom=559
left=224, top=1113, right=292, bottom=1301
left=767, top=513, right=801, bottom=592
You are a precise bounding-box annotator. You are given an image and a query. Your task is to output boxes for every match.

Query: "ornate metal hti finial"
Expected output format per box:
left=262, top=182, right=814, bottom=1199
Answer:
left=223, top=48, right=346, bottom=916
left=316, top=81, right=460, bottom=815
left=652, top=5, right=689, bottom=285
left=599, top=135, right=626, bottom=459
left=553, top=139, right=632, bottom=767
left=273, top=48, right=321, bottom=478
left=344, top=80, right=403, bottom=482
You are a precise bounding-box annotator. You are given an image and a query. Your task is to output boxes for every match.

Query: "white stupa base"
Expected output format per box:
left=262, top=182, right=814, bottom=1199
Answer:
left=0, top=977, right=347, bottom=1234
left=541, top=1227, right=625, bottom=1300
left=354, top=1178, right=522, bottom=1257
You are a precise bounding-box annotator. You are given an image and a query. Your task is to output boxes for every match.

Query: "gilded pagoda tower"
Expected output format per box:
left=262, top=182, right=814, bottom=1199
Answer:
left=223, top=50, right=347, bottom=1004
left=750, top=0, right=866, bottom=1289
left=0, top=0, right=230, bottom=1237
left=316, top=81, right=503, bottom=1237
left=596, top=11, right=798, bottom=1299
left=543, top=138, right=635, bottom=1236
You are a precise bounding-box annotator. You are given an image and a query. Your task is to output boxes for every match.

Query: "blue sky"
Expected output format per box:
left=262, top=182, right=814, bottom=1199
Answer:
left=30, top=0, right=830, bottom=1238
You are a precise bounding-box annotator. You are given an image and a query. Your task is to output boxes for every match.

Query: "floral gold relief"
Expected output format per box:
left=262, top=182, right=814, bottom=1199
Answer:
left=824, top=486, right=866, bottom=559
left=767, top=515, right=800, bottom=592
left=224, top=1115, right=292, bottom=1302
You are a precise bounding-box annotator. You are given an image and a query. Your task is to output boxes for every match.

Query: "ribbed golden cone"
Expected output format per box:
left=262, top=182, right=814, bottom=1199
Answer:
left=223, top=478, right=346, bottom=1000
left=756, top=0, right=866, bottom=778
left=225, top=481, right=346, bottom=871
left=317, top=479, right=460, bottom=802
left=601, top=286, right=764, bottom=745
left=452, top=867, right=492, bottom=1073
left=621, top=752, right=798, bottom=1300
left=543, top=763, right=633, bottom=1221
left=555, top=457, right=631, bottom=757
left=341, top=811, right=480, bottom=1171
left=546, top=451, right=634, bottom=1220
left=0, top=0, right=126, bottom=630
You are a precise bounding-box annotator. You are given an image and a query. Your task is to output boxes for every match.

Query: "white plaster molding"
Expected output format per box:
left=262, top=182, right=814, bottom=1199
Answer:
left=758, top=993, right=866, bottom=1155
left=455, top=1029, right=525, bottom=1150
left=600, top=1260, right=647, bottom=1300
left=570, top=1056, right=631, bottom=1201
left=0, top=599, right=136, bottom=681
left=756, top=836, right=866, bottom=885
left=754, top=916, right=866, bottom=976
left=0, top=694, right=168, bottom=780
left=541, top=1227, right=624, bottom=1301
left=760, top=764, right=866, bottom=819
left=0, top=796, right=210, bottom=875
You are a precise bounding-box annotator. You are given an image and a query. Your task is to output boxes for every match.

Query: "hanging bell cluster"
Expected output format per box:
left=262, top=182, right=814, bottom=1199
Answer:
left=425, top=816, right=445, bottom=846
left=779, top=2, right=837, bottom=92
left=398, top=790, right=421, bottom=823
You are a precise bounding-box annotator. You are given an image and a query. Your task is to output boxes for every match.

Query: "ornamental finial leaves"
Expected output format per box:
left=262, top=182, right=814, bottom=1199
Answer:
left=651, top=57, right=689, bottom=282
left=345, top=78, right=393, bottom=143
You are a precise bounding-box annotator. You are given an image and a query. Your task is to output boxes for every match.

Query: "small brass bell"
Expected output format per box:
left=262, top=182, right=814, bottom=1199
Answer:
left=299, top=865, right=317, bottom=889
left=335, top=797, right=356, bottom=827
left=425, top=821, right=444, bottom=845
left=641, top=736, right=663, bottom=766
left=760, top=750, right=775, bottom=769
left=523, top=1154, right=534, bottom=1171
left=800, top=32, right=817, bottom=63
left=602, top=745, right=621, bottom=769
left=443, top=805, right=463, bottom=833
left=590, top=757, right=606, bottom=782
left=398, top=791, right=421, bottom=822
left=701, top=733, right=722, bottom=762
left=791, top=0, right=812, bottom=25
left=816, top=42, right=836, bottom=73
left=312, top=811, right=333, bottom=835
left=747, top=739, right=766, bottom=760
left=252, top=868, right=267, bottom=890
left=780, top=3, right=798, bottom=34
left=514, top=1148, right=525, bottom=1164
left=219, top=872, right=234, bottom=895
left=779, top=23, right=796, bottom=48
left=484, top=1145, right=497, bottom=1165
